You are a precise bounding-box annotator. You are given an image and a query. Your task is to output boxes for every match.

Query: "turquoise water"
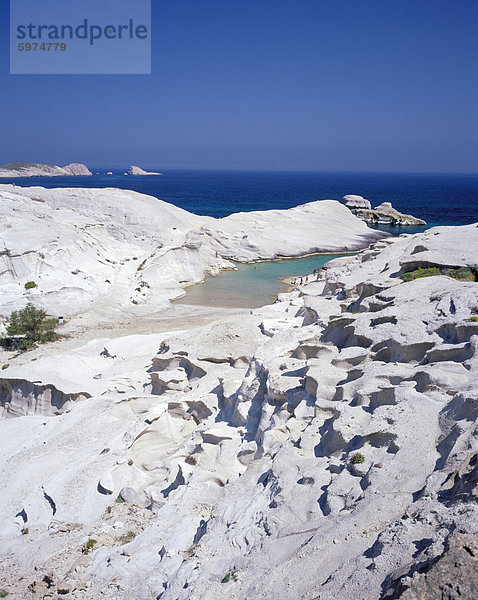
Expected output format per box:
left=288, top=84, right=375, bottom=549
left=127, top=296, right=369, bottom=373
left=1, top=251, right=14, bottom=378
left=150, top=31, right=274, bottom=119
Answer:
left=177, top=253, right=351, bottom=308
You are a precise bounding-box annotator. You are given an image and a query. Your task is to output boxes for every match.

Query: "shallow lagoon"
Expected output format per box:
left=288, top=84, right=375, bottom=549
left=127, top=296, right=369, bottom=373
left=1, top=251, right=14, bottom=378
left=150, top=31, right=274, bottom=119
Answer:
left=177, top=253, right=351, bottom=309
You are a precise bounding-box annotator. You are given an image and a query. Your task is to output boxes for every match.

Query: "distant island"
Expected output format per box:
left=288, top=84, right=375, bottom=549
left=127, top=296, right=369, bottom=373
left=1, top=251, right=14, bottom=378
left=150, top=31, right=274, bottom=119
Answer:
left=128, top=165, right=163, bottom=175
left=0, top=162, right=92, bottom=177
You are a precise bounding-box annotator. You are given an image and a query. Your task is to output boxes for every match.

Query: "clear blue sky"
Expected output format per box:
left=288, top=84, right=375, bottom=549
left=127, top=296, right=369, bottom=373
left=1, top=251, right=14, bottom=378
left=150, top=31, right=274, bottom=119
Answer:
left=1, top=0, right=477, bottom=172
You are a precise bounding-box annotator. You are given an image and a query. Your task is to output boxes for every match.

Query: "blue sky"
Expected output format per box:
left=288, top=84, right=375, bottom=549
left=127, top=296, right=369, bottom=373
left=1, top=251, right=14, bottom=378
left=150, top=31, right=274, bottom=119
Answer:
left=1, top=0, right=477, bottom=172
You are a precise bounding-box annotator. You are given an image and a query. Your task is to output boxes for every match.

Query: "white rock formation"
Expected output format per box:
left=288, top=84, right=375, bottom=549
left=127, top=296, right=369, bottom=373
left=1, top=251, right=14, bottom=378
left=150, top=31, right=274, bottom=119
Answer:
left=343, top=195, right=426, bottom=226
left=0, top=185, right=386, bottom=317
left=62, top=163, right=92, bottom=176
left=0, top=162, right=92, bottom=177
left=343, top=194, right=372, bottom=210
left=128, top=165, right=163, bottom=175
left=0, top=223, right=477, bottom=599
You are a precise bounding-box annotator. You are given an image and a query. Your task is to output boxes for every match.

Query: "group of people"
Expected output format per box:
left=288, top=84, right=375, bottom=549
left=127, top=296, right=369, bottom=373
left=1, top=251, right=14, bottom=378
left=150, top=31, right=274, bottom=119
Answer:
left=292, top=275, right=309, bottom=286
left=291, top=268, right=321, bottom=287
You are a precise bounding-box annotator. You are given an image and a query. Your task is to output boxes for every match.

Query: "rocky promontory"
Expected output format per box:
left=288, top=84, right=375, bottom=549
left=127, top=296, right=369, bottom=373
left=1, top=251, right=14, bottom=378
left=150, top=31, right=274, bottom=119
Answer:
left=343, top=194, right=426, bottom=226
left=128, top=165, right=163, bottom=175
left=0, top=162, right=92, bottom=177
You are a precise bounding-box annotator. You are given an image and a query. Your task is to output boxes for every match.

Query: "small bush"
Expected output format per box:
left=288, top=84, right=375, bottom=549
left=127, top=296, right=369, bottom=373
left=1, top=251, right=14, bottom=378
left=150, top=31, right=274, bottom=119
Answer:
left=118, top=530, right=136, bottom=544
left=222, top=570, right=238, bottom=583
left=82, top=538, right=97, bottom=554
left=0, top=590, right=8, bottom=597
left=115, top=497, right=124, bottom=504
left=22, top=528, right=29, bottom=535
left=468, top=316, right=478, bottom=322
left=1, top=364, right=8, bottom=370
left=24, top=281, right=37, bottom=290
left=350, top=453, right=365, bottom=464
left=127, top=459, right=133, bottom=466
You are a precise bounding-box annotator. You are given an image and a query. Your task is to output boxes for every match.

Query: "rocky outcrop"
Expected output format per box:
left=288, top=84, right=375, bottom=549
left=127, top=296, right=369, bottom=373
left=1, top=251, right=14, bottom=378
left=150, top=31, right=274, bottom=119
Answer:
left=343, top=195, right=426, bottom=226
left=128, top=165, right=163, bottom=175
left=0, top=162, right=92, bottom=177
left=0, top=185, right=386, bottom=316
left=343, top=194, right=372, bottom=209
left=62, top=163, right=92, bottom=176
left=0, top=378, right=90, bottom=418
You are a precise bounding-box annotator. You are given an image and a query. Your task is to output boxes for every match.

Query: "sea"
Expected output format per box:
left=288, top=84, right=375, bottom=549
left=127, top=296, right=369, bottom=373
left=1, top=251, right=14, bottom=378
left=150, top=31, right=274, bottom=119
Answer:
left=2, top=169, right=477, bottom=307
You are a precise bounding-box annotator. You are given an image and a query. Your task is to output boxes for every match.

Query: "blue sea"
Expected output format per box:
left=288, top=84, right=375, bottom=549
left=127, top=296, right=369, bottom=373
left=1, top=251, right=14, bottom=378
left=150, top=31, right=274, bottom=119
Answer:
left=2, top=170, right=477, bottom=234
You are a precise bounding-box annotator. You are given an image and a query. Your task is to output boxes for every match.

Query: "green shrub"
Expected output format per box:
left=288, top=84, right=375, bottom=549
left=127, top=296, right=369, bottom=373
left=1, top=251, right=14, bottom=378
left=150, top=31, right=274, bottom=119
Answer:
left=0, top=589, right=8, bottom=597
left=441, top=267, right=475, bottom=281
left=401, top=266, right=476, bottom=283
left=222, top=570, right=238, bottom=583
left=0, top=304, right=59, bottom=351
left=118, top=530, right=136, bottom=544
left=1, top=364, right=8, bottom=370
left=22, top=528, right=29, bottom=535
left=350, top=453, right=365, bottom=464
left=24, top=281, right=37, bottom=289
left=400, top=268, right=441, bottom=282
left=82, top=538, right=97, bottom=554
left=467, top=316, right=478, bottom=322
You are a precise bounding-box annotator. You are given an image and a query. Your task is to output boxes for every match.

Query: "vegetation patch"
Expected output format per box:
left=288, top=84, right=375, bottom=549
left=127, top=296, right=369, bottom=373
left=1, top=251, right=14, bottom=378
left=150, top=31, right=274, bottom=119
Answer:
left=1, top=162, right=37, bottom=170
left=82, top=538, right=97, bottom=555
left=350, top=453, right=365, bottom=464
left=399, top=267, right=441, bottom=282
left=118, top=530, right=136, bottom=544
left=441, top=267, right=476, bottom=281
left=222, top=570, right=238, bottom=583
left=400, top=266, right=476, bottom=283
left=24, top=281, right=37, bottom=289
left=0, top=304, right=59, bottom=351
